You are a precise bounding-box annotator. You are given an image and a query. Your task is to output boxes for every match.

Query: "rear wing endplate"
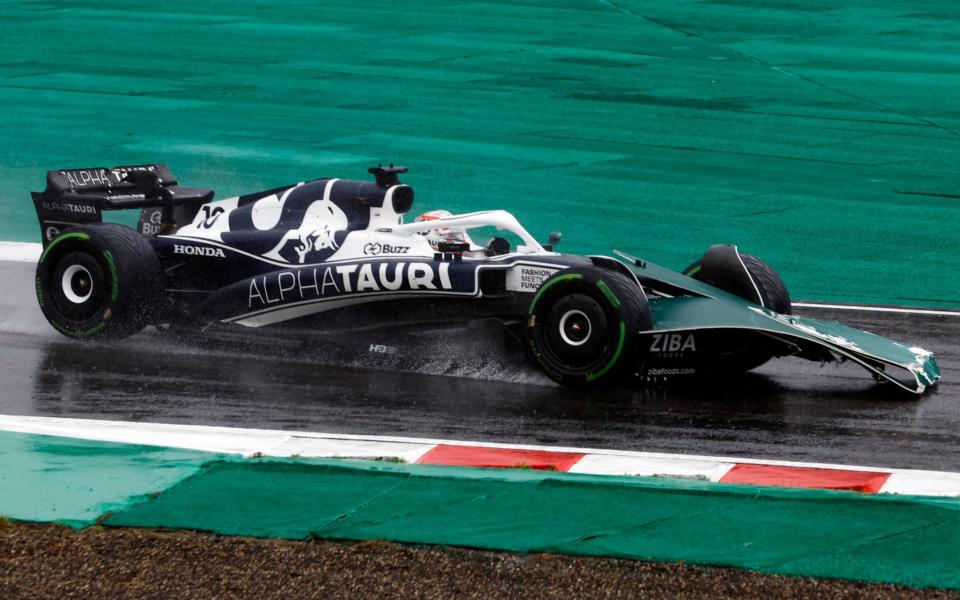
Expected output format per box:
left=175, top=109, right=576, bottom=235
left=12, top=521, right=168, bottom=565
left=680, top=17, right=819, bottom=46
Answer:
left=31, top=164, right=213, bottom=245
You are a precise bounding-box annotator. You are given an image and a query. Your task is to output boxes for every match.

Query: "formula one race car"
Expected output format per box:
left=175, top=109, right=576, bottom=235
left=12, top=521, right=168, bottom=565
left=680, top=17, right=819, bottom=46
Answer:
left=31, top=164, right=940, bottom=393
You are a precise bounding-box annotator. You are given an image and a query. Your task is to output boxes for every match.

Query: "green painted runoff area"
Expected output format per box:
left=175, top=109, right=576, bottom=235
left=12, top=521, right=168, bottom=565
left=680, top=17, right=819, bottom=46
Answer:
left=2, top=430, right=958, bottom=589
left=107, top=459, right=960, bottom=590
left=0, top=1, right=958, bottom=307
left=0, top=432, right=217, bottom=527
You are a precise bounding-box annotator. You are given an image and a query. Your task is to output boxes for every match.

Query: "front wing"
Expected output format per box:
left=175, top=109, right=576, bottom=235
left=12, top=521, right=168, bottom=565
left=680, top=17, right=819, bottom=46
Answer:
left=628, top=259, right=940, bottom=394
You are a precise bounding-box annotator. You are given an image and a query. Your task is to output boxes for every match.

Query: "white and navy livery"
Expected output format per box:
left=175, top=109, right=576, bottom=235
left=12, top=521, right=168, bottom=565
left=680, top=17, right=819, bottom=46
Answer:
left=31, top=164, right=940, bottom=392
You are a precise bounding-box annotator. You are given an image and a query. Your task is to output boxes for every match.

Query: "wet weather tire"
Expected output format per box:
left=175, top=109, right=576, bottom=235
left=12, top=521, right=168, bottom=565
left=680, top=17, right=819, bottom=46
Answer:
left=525, top=267, right=652, bottom=387
left=684, top=253, right=791, bottom=315
left=684, top=252, right=792, bottom=372
left=738, top=254, right=791, bottom=316
left=35, top=224, right=161, bottom=338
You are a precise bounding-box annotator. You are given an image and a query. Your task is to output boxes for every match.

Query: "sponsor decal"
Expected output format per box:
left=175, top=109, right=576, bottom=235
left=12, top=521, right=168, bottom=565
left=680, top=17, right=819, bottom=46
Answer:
left=141, top=209, right=163, bottom=235
left=200, top=205, right=224, bottom=229
left=247, top=261, right=454, bottom=308
left=41, top=201, right=98, bottom=215
left=257, top=190, right=349, bottom=264
left=112, top=165, right=155, bottom=175
left=646, top=367, right=696, bottom=376
left=63, top=169, right=112, bottom=189
left=44, top=226, right=61, bottom=242
left=173, top=244, right=226, bottom=258
left=506, top=266, right=559, bottom=292
left=649, top=333, right=696, bottom=354
left=368, top=344, right=397, bottom=355
left=363, top=242, right=410, bottom=256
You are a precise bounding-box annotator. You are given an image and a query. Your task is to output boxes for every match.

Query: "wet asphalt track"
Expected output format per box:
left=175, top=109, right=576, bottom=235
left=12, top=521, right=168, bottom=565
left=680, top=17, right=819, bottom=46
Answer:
left=1, top=261, right=958, bottom=471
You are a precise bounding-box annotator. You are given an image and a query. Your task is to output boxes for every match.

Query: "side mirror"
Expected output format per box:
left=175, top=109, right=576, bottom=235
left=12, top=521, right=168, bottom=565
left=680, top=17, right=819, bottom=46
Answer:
left=544, top=231, right=562, bottom=251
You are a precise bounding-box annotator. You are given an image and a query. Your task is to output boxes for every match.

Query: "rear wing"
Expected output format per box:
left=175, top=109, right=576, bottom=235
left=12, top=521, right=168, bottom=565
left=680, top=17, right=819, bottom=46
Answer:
left=31, top=164, right=214, bottom=246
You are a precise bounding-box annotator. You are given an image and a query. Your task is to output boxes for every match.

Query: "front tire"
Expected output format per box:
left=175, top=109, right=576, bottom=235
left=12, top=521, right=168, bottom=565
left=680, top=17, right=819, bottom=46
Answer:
left=36, top=224, right=161, bottom=338
left=525, top=267, right=652, bottom=387
left=684, top=252, right=791, bottom=315
left=684, top=251, right=791, bottom=372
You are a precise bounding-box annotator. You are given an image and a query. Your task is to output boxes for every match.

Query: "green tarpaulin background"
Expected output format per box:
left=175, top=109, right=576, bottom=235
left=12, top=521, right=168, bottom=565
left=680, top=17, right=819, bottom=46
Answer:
left=0, top=1, right=957, bottom=306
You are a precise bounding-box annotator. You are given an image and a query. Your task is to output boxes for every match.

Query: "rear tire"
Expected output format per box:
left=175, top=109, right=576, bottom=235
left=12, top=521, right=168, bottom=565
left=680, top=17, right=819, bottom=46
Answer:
left=525, top=267, right=652, bottom=387
left=683, top=252, right=791, bottom=372
left=36, top=224, right=162, bottom=338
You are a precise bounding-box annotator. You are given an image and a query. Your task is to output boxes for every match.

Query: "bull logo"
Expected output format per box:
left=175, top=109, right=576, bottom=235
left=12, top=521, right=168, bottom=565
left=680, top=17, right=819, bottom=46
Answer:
left=263, top=198, right=349, bottom=264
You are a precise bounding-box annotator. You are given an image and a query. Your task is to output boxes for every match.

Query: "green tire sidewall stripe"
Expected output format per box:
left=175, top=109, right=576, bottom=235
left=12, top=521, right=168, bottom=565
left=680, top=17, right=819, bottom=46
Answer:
left=35, top=276, right=44, bottom=308
left=50, top=319, right=108, bottom=338
left=39, top=232, right=90, bottom=264
left=529, top=272, right=630, bottom=383
left=595, top=280, right=621, bottom=308
left=527, top=273, right=583, bottom=317
left=38, top=231, right=115, bottom=337
left=102, top=250, right=119, bottom=302
left=684, top=264, right=701, bottom=277
left=526, top=338, right=564, bottom=381
left=586, top=321, right=627, bottom=382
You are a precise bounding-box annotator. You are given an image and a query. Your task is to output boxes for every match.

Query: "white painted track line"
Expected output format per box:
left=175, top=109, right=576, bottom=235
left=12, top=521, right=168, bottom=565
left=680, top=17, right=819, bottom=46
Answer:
left=0, top=414, right=902, bottom=473
left=793, top=302, right=960, bottom=317
left=2, top=415, right=960, bottom=498
left=568, top=454, right=735, bottom=482
left=0, top=241, right=41, bottom=262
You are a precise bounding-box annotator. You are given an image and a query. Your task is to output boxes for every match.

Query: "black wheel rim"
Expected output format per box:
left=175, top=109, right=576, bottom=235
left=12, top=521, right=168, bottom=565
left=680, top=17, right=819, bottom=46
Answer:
left=539, top=292, right=611, bottom=372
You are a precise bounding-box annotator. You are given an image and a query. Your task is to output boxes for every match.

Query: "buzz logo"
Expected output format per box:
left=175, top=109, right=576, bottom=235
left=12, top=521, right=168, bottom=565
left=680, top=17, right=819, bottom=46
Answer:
left=173, top=244, right=226, bottom=258
left=363, top=242, right=410, bottom=256
left=141, top=209, right=163, bottom=235
left=649, top=333, right=696, bottom=353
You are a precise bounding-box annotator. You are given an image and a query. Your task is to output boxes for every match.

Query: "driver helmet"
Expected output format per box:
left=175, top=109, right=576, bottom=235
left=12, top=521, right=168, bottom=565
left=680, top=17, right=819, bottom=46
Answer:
left=415, top=210, right=470, bottom=249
